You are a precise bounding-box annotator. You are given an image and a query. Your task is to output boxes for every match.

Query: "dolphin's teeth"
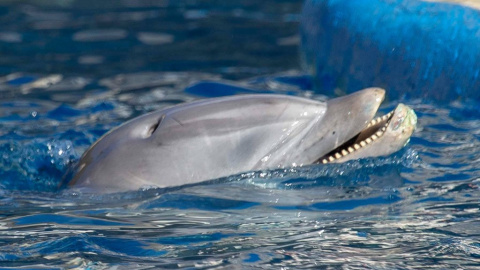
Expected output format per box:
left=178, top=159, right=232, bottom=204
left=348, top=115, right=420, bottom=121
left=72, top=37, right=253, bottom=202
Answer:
left=335, top=153, right=342, bottom=159
left=381, top=127, right=386, bottom=131
left=367, top=110, right=395, bottom=130
left=348, top=147, right=354, bottom=153
left=360, top=141, right=367, bottom=147
left=354, top=144, right=361, bottom=150
left=322, top=159, right=328, bottom=164
left=366, top=138, right=372, bottom=144
left=328, top=156, right=335, bottom=162
left=341, top=149, right=348, bottom=156
left=376, top=131, right=383, bottom=137
left=371, top=134, right=378, bottom=141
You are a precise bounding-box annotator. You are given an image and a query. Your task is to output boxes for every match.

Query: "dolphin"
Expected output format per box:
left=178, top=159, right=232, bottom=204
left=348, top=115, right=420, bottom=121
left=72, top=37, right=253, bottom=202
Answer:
left=67, top=88, right=417, bottom=193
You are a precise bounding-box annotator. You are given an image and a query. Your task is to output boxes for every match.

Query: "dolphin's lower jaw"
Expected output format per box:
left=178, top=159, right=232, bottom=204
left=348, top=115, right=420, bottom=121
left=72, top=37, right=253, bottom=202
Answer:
left=318, top=103, right=417, bottom=164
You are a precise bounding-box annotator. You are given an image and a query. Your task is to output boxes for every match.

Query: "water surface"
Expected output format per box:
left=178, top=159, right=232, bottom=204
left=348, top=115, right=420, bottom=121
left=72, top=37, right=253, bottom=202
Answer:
left=1, top=0, right=480, bottom=269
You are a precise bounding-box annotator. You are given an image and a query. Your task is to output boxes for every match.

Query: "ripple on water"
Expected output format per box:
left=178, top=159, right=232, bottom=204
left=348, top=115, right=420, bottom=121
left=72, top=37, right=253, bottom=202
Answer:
left=72, top=29, right=129, bottom=42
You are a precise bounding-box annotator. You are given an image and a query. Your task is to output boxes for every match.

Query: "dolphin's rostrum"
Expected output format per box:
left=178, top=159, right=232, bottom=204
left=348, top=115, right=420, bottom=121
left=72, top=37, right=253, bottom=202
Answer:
left=67, top=88, right=416, bottom=193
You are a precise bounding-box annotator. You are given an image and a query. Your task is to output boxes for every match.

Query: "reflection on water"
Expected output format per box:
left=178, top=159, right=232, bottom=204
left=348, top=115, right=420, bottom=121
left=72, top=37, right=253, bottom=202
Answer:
left=0, top=0, right=480, bottom=269
left=0, top=0, right=301, bottom=79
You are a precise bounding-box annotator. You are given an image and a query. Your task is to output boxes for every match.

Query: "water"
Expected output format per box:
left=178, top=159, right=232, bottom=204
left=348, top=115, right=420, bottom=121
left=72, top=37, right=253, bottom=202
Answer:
left=1, top=0, right=480, bottom=269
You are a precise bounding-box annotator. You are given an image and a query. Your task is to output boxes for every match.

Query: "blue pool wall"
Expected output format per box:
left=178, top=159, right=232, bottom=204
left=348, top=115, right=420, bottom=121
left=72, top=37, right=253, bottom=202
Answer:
left=300, top=0, right=480, bottom=101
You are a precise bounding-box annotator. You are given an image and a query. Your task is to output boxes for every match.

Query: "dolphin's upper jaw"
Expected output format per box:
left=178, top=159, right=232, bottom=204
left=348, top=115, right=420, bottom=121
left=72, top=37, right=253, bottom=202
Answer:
left=317, top=103, right=416, bottom=164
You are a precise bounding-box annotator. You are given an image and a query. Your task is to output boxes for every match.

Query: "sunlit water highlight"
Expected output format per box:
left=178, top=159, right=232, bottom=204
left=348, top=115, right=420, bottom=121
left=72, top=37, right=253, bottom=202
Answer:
left=0, top=1, right=480, bottom=269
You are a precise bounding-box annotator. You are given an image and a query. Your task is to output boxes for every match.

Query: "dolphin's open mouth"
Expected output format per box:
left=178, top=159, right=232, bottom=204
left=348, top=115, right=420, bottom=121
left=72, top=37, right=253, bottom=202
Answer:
left=317, top=109, right=396, bottom=164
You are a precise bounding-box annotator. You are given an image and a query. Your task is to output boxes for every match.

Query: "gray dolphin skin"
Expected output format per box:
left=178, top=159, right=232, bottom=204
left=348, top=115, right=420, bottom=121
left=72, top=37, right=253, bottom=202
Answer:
left=68, top=88, right=417, bottom=193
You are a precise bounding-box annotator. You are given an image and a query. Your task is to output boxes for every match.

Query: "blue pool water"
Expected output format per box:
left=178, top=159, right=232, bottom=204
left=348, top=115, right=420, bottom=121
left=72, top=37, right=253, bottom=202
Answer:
left=1, top=0, right=480, bottom=269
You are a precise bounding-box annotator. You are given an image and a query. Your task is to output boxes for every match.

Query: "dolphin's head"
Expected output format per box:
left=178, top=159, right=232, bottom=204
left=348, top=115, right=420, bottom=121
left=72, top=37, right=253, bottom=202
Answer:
left=276, top=87, right=387, bottom=166
left=317, top=99, right=417, bottom=164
